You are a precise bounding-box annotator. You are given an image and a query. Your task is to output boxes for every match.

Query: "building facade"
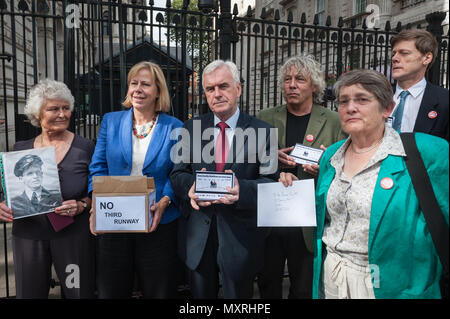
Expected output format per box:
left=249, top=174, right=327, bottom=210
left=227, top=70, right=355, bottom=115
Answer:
left=0, top=0, right=147, bottom=152
left=233, top=0, right=449, bottom=114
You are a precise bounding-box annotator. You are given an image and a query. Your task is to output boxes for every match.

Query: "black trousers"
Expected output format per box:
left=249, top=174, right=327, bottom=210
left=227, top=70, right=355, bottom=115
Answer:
left=12, top=232, right=96, bottom=299
left=96, top=219, right=178, bottom=299
left=189, top=215, right=255, bottom=299
left=257, top=227, right=313, bottom=299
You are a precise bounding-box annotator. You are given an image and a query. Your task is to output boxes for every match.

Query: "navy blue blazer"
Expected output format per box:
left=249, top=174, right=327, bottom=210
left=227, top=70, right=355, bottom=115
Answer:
left=89, top=108, right=183, bottom=224
left=170, top=111, right=279, bottom=281
left=397, top=81, right=449, bottom=140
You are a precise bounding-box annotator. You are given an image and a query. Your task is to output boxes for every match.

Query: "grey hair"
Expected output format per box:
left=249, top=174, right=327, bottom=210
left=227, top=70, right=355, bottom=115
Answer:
left=278, top=54, right=326, bottom=104
left=24, top=79, right=75, bottom=127
left=333, top=69, right=394, bottom=110
left=202, top=60, right=240, bottom=88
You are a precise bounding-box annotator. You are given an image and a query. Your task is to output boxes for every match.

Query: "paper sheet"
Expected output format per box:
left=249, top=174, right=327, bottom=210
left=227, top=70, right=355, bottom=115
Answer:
left=257, top=179, right=317, bottom=227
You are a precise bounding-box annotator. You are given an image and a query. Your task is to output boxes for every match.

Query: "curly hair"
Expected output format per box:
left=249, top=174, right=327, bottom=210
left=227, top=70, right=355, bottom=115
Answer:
left=24, top=79, right=74, bottom=127
left=278, top=54, right=326, bottom=104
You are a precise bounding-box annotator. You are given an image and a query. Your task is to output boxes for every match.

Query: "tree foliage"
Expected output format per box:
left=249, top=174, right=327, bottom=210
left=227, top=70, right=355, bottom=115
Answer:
left=165, top=0, right=214, bottom=71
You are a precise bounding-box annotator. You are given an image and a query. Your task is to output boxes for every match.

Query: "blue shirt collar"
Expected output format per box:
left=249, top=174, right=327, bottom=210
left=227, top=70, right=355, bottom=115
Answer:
left=395, top=77, right=426, bottom=99
left=214, top=107, right=240, bottom=129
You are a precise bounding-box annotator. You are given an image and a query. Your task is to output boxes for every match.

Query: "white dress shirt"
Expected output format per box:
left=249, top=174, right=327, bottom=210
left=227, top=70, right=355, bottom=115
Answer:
left=213, top=107, right=240, bottom=147
left=130, top=115, right=158, bottom=176
left=391, top=77, right=426, bottom=132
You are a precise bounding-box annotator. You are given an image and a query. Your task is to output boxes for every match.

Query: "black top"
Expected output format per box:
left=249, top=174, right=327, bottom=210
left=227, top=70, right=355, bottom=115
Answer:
left=285, top=110, right=311, bottom=175
left=12, top=135, right=95, bottom=240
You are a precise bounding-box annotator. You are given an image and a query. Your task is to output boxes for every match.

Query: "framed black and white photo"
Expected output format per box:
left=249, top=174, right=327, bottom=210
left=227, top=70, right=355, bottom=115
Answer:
left=0, top=147, right=62, bottom=219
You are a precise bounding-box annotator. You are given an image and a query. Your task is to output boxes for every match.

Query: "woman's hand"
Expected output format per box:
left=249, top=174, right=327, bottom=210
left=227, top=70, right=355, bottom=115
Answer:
left=0, top=201, right=13, bottom=223
left=55, top=200, right=83, bottom=217
left=149, top=196, right=171, bottom=232
left=302, top=145, right=326, bottom=177
left=302, top=164, right=320, bottom=176
left=279, top=172, right=299, bottom=187
left=88, top=208, right=97, bottom=236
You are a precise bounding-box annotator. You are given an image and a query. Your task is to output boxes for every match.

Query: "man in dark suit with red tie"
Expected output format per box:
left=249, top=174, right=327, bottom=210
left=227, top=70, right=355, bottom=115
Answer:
left=170, top=60, right=279, bottom=298
left=390, top=29, right=449, bottom=140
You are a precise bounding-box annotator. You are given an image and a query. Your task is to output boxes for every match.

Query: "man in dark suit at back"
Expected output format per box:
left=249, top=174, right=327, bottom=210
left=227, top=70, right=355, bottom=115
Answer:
left=170, top=60, right=279, bottom=298
left=390, top=29, right=449, bottom=140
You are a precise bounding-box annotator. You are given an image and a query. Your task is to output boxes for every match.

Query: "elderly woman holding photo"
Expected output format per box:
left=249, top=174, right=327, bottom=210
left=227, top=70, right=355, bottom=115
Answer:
left=280, top=69, right=448, bottom=298
left=88, top=61, right=182, bottom=298
left=0, top=79, right=95, bottom=298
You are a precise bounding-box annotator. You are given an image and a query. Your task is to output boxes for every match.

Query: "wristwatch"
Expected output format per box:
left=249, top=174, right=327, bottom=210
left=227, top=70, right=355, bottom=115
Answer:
left=79, top=199, right=88, bottom=209
left=163, top=196, right=172, bottom=206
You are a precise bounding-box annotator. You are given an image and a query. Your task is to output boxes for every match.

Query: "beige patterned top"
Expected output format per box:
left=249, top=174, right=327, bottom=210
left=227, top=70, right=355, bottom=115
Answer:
left=322, top=125, right=406, bottom=266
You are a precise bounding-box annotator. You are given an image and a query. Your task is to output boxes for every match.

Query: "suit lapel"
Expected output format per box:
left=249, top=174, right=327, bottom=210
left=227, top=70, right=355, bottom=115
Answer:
left=303, top=104, right=326, bottom=147
left=226, top=112, right=251, bottom=171
left=119, top=108, right=133, bottom=169
left=368, top=155, right=406, bottom=251
left=142, top=113, right=168, bottom=171
left=413, top=82, right=439, bottom=134
left=274, top=106, right=287, bottom=148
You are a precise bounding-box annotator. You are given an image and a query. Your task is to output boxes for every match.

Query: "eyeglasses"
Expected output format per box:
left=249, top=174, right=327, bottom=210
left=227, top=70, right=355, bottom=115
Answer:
left=337, top=96, right=377, bottom=107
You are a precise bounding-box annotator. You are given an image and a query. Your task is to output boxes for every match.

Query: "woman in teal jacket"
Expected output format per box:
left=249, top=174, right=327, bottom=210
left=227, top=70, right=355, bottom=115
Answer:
left=281, top=69, right=448, bottom=298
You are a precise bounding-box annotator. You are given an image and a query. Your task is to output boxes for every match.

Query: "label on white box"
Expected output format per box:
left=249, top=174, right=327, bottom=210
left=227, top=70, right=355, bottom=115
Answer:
left=95, top=195, right=147, bottom=231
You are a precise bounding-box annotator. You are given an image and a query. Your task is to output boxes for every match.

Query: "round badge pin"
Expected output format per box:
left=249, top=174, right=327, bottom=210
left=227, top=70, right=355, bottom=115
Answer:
left=380, top=177, right=394, bottom=190
left=306, top=134, right=314, bottom=142
left=428, top=111, right=437, bottom=119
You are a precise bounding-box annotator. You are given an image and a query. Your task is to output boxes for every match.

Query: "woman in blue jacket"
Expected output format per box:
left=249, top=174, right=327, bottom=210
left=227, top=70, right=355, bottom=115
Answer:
left=280, top=69, right=448, bottom=298
left=88, top=61, right=182, bottom=298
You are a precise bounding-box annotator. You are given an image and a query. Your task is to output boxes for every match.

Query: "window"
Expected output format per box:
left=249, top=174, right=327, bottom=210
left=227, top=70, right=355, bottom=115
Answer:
left=354, top=0, right=366, bottom=15
left=401, top=0, right=426, bottom=9
left=316, top=0, right=325, bottom=25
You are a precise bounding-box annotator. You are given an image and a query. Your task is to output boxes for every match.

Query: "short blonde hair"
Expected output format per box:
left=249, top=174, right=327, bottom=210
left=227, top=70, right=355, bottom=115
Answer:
left=25, top=79, right=74, bottom=127
left=122, top=61, right=170, bottom=112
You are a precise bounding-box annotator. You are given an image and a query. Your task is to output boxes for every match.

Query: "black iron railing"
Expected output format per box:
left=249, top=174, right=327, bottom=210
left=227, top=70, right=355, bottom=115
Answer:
left=0, top=0, right=448, bottom=298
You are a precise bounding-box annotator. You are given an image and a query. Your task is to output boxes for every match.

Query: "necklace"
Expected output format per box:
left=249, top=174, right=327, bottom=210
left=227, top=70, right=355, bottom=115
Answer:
left=350, top=136, right=383, bottom=154
left=132, top=116, right=157, bottom=139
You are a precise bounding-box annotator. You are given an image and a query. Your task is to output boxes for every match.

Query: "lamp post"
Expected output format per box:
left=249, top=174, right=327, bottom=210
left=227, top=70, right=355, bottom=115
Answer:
left=218, top=0, right=232, bottom=60
left=198, top=0, right=232, bottom=60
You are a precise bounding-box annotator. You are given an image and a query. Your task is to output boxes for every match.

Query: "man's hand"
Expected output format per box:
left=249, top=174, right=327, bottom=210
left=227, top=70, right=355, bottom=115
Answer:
left=278, top=146, right=297, bottom=169
left=188, top=168, right=214, bottom=210
left=212, top=170, right=239, bottom=205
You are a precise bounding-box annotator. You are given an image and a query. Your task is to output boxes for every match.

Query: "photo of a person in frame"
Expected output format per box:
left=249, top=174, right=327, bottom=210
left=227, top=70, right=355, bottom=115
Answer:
left=10, top=154, right=61, bottom=218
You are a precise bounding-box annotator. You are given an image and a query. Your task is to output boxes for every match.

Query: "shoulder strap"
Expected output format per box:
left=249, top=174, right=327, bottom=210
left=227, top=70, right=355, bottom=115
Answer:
left=400, top=133, right=449, bottom=274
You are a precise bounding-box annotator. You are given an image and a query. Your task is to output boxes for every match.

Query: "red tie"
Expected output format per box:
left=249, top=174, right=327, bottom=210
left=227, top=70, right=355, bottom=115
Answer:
left=215, top=122, right=229, bottom=172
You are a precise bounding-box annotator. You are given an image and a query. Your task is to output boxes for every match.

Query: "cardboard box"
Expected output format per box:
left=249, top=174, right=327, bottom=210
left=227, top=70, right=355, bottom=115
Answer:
left=92, top=176, right=156, bottom=233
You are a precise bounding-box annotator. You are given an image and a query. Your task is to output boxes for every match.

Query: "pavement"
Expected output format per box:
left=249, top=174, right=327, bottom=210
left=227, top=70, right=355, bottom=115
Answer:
left=1, top=222, right=290, bottom=299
